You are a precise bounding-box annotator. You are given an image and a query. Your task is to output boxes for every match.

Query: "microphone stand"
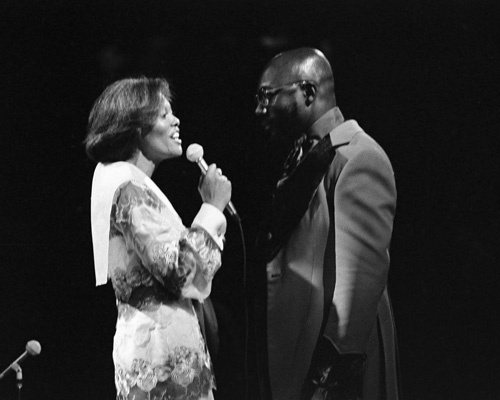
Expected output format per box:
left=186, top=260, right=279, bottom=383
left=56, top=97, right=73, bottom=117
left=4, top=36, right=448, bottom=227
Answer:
left=0, top=340, right=40, bottom=400
left=11, top=363, right=23, bottom=400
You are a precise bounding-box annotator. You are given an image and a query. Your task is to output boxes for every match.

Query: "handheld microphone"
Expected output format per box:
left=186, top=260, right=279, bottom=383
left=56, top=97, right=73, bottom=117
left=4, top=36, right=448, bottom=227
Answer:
left=0, top=340, right=41, bottom=380
left=186, top=143, right=240, bottom=222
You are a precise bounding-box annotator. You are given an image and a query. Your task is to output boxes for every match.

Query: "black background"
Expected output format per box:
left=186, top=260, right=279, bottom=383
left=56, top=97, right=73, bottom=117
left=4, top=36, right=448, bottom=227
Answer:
left=1, top=0, right=499, bottom=399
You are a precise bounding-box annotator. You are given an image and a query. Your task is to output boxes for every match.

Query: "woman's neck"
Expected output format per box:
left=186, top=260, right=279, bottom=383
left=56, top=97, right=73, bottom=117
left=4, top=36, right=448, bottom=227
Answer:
left=127, top=150, right=156, bottom=177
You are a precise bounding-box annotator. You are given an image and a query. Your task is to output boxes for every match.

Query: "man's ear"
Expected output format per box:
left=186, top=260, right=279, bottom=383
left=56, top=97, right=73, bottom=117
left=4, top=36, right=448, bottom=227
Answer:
left=302, top=82, right=316, bottom=105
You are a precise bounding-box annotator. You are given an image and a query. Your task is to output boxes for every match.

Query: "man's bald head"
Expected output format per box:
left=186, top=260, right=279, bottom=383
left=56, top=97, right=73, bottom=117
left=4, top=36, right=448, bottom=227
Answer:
left=265, top=47, right=334, bottom=86
left=259, top=47, right=336, bottom=114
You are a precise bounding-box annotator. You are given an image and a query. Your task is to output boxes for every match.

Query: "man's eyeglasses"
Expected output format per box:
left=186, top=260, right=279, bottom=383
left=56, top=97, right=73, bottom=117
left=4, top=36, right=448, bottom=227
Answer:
left=255, top=80, right=309, bottom=107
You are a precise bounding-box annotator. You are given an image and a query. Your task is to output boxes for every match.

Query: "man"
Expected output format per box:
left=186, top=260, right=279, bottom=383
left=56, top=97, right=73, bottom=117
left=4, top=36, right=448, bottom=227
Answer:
left=253, top=48, right=400, bottom=400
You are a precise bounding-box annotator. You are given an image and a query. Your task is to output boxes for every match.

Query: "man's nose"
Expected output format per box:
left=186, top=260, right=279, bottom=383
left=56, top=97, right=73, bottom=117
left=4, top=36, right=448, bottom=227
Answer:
left=255, top=103, right=267, bottom=116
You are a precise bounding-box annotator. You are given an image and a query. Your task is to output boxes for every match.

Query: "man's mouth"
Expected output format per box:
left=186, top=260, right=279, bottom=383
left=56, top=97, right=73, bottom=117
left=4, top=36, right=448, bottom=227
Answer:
left=261, top=122, right=272, bottom=132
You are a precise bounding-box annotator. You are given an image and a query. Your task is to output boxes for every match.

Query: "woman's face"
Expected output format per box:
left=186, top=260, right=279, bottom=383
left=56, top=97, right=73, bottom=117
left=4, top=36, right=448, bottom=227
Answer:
left=140, top=94, right=182, bottom=163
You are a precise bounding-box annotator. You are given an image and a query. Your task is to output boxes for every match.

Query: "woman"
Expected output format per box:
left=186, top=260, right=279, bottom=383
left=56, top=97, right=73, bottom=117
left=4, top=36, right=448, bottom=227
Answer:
left=85, top=77, right=232, bottom=400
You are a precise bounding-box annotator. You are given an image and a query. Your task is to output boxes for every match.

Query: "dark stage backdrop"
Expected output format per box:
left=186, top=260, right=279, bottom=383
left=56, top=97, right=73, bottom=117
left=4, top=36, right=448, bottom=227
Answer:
left=1, top=0, right=499, bottom=399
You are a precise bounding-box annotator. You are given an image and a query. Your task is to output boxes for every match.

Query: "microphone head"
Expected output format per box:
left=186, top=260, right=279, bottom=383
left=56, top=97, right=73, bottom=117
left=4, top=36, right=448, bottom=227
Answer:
left=186, top=143, right=204, bottom=163
left=26, top=340, right=41, bottom=356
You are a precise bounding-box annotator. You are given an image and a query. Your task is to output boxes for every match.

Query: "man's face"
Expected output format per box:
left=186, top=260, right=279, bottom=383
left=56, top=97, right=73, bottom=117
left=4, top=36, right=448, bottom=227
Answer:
left=255, top=68, right=305, bottom=143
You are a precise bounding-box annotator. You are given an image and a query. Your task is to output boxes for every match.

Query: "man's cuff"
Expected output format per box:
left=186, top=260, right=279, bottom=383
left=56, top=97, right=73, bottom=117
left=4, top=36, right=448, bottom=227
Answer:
left=192, top=203, right=227, bottom=250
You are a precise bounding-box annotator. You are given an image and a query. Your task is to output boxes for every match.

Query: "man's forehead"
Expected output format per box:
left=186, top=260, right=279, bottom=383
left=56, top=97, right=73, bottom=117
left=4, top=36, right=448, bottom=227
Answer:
left=258, top=72, right=273, bottom=88
left=258, top=66, right=294, bottom=88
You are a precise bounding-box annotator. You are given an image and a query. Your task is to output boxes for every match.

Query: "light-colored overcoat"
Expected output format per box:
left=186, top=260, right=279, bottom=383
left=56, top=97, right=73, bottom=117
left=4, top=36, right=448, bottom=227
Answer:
left=266, top=107, right=399, bottom=400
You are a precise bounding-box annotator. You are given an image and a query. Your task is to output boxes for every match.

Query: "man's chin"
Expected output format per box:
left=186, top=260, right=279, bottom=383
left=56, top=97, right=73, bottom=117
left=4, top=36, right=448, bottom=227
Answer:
left=262, top=125, right=281, bottom=141
left=266, top=125, right=285, bottom=139
left=262, top=124, right=298, bottom=146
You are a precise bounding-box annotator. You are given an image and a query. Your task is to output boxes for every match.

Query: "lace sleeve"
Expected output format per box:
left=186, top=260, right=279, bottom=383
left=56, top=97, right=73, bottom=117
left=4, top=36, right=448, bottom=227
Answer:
left=112, top=181, right=222, bottom=301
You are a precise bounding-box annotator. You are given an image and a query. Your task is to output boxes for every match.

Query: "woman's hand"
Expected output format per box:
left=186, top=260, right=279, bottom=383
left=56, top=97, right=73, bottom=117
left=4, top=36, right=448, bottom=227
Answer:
left=198, top=164, right=232, bottom=212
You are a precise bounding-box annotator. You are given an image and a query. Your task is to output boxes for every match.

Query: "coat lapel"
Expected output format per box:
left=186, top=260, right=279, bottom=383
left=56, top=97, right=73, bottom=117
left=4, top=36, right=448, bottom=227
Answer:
left=256, top=118, right=362, bottom=263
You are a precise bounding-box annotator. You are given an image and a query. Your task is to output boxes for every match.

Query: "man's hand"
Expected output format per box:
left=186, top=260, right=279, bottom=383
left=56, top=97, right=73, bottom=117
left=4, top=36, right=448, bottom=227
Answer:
left=301, top=335, right=366, bottom=400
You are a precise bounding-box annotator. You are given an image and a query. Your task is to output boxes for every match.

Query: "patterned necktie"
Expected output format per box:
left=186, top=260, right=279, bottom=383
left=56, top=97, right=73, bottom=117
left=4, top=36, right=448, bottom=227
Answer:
left=257, top=134, right=337, bottom=261
left=279, top=134, right=314, bottom=186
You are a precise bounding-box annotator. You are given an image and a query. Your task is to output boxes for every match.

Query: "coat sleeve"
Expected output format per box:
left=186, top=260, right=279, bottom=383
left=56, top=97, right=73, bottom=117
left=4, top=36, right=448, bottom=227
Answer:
left=111, top=180, right=225, bottom=301
left=324, top=146, right=397, bottom=354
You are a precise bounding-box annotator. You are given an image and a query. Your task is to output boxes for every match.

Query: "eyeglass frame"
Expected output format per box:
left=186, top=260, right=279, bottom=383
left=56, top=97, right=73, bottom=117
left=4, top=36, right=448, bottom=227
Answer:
left=255, top=80, right=314, bottom=107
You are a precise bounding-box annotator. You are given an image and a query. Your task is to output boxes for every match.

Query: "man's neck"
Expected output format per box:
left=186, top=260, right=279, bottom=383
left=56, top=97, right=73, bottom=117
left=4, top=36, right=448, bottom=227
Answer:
left=307, top=106, right=344, bottom=141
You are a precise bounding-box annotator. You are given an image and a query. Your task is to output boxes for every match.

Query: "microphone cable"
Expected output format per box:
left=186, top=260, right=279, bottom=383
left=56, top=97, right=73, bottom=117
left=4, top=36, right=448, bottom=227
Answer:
left=229, top=213, right=249, bottom=400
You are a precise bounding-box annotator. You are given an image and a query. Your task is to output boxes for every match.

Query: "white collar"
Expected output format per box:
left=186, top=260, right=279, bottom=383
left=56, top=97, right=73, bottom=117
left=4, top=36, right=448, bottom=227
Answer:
left=90, top=162, right=178, bottom=285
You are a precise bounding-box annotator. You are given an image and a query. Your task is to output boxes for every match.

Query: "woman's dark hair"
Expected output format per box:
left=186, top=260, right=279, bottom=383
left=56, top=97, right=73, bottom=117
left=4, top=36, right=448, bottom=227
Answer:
left=84, top=77, right=172, bottom=163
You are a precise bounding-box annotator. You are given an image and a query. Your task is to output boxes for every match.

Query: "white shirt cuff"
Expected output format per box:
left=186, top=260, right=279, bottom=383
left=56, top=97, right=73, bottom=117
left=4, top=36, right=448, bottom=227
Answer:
left=192, top=203, right=227, bottom=250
